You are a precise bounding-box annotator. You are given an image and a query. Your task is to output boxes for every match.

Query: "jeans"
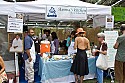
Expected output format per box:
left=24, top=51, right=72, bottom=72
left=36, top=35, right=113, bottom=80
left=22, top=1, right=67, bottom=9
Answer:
left=95, top=56, right=103, bottom=83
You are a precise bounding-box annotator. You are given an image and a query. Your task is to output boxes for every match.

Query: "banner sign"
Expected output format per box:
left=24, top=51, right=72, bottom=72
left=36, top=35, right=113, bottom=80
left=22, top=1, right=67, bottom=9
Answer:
left=112, top=7, right=125, bottom=21
left=7, top=13, right=23, bottom=33
left=104, top=31, right=118, bottom=67
left=46, top=5, right=87, bottom=20
left=105, top=15, right=114, bottom=29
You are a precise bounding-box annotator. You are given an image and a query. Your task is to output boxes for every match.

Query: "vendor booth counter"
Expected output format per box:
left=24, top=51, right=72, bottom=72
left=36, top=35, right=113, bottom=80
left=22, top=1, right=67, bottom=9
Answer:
left=38, top=56, right=96, bottom=83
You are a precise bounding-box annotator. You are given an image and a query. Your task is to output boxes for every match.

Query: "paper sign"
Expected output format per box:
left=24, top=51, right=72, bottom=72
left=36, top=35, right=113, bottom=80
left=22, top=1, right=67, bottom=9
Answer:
left=105, top=15, right=114, bottom=29
left=104, top=31, right=118, bottom=67
left=7, top=13, right=23, bottom=33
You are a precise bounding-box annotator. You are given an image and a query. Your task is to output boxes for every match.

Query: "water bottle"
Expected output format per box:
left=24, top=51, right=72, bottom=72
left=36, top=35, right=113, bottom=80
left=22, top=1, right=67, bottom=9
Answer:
left=92, top=45, right=97, bottom=56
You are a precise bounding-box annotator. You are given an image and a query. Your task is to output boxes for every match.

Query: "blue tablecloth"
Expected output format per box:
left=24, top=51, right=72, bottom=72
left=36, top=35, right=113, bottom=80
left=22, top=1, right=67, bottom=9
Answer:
left=38, top=57, right=96, bottom=81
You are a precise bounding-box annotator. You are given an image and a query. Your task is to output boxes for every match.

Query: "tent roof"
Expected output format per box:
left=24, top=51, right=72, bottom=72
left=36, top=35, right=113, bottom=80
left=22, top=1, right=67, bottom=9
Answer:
left=0, top=0, right=111, bottom=24
left=0, top=1, right=14, bottom=15
left=15, top=0, right=111, bottom=15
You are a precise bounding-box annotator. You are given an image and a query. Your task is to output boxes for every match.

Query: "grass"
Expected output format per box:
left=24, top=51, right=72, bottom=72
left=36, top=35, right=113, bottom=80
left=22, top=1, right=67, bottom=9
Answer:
left=84, top=78, right=118, bottom=83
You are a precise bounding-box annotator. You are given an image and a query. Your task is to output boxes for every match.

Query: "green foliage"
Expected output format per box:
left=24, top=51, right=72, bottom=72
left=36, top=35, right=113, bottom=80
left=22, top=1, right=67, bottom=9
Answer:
left=112, top=7, right=125, bottom=21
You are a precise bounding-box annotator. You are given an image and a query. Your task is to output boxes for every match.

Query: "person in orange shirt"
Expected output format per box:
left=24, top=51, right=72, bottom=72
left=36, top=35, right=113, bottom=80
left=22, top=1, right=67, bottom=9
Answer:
left=70, top=28, right=90, bottom=83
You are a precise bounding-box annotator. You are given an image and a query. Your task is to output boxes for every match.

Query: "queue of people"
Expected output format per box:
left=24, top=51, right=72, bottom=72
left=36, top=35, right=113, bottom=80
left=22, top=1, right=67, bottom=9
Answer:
left=1, top=25, right=125, bottom=83
left=22, top=28, right=60, bottom=82
left=17, top=27, right=125, bottom=83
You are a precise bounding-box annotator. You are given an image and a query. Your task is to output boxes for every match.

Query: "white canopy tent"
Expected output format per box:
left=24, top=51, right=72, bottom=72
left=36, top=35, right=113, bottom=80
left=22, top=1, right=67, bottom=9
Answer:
left=0, top=1, right=14, bottom=24
left=12, top=0, right=111, bottom=25
left=0, top=1, right=14, bottom=15
left=0, top=1, right=112, bottom=82
left=0, top=0, right=111, bottom=24
left=14, top=0, right=111, bottom=15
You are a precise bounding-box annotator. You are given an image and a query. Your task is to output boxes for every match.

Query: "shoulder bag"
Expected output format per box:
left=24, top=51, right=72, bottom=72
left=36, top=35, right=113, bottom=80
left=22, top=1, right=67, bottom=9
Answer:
left=96, top=45, right=108, bottom=70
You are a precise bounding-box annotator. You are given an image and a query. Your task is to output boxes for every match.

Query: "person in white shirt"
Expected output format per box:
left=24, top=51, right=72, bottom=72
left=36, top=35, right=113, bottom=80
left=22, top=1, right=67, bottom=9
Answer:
left=10, top=34, right=23, bottom=52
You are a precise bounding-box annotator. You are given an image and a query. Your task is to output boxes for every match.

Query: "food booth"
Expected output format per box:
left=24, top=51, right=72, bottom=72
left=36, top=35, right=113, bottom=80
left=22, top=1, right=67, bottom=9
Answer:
left=0, top=0, right=112, bottom=82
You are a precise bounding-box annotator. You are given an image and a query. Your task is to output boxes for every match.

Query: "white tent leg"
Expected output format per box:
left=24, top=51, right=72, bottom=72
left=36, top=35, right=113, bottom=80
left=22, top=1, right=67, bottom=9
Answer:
left=15, top=52, right=19, bottom=83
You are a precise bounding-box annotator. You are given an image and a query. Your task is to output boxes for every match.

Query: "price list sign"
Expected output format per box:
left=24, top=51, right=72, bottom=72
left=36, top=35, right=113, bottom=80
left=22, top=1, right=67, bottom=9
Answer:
left=104, top=31, right=118, bottom=67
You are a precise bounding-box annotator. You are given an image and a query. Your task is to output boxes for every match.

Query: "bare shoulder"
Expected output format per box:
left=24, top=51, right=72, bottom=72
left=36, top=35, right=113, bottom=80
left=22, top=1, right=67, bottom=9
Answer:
left=83, top=37, right=89, bottom=41
left=75, top=37, right=80, bottom=40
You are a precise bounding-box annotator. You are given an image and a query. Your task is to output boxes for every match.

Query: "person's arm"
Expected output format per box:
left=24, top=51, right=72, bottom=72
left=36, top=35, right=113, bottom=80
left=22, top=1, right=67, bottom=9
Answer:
left=11, top=39, right=15, bottom=47
left=74, top=37, right=78, bottom=50
left=12, top=39, right=18, bottom=49
left=86, top=38, right=90, bottom=50
left=19, top=39, right=23, bottom=47
left=24, top=37, right=32, bottom=62
left=114, top=37, right=121, bottom=49
left=0, top=56, right=5, bottom=74
left=54, top=39, right=59, bottom=54
left=113, top=42, right=119, bottom=49
left=97, top=43, right=107, bottom=55
left=26, top=49, right=32, bottom=62
left=99, top=50, right=107, bottom=55
left=66, top=37, right=71, bottom=47
left=48, top=36, right=52, bottom=43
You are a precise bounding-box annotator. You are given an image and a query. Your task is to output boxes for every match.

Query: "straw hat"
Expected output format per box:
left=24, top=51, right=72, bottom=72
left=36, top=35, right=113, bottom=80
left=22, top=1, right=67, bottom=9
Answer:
left=76, top=28, right=86, bottom=34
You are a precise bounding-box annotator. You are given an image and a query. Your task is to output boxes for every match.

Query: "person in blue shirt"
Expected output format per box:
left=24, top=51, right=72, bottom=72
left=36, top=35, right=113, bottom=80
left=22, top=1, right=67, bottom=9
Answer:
left=66, top=31, right=77, bottom=55
left=23, top=28, right=36, bottom=83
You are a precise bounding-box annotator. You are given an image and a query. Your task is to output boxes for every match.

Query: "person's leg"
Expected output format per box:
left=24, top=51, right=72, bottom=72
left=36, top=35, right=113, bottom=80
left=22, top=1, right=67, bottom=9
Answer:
left=96, top=67, right=103, bottom=83
left=80, top=76, right=84, bottom=83
left=25, top=60, right=28, bottom=81
left=95, top=56, right=103, bottom=83
left=118, top=80, right=124, bottom=83
left=74, top=74, right=78, bottom=83
left=123, top=62, right=125, bottom=83
left=25, top=59, right=34, bottom=83
left=115, top=60, right=125, bottom=83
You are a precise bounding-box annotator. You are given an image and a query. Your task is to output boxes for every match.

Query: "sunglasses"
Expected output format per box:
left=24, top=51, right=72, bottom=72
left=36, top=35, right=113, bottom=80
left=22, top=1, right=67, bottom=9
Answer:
left=30, top=32, right=34, bottom=33
left=98, top=37, right=101, bottom=38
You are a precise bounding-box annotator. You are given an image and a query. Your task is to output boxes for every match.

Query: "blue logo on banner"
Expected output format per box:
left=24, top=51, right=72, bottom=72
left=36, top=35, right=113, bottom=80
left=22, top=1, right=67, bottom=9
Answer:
left=47, top=7, right=57, bottom=17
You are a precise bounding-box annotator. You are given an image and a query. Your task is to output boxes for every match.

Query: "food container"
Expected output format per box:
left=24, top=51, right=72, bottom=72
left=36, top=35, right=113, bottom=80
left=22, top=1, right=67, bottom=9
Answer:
left=40, top=41, right=50, bottom=55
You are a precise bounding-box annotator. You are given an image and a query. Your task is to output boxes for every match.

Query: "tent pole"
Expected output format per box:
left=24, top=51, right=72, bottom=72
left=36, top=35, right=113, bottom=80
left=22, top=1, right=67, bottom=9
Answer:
left=111, top=0, right=123, bottom=6
left=95, top=0, right=102, bottom=4
left=14, top=52, right=19, bottom=83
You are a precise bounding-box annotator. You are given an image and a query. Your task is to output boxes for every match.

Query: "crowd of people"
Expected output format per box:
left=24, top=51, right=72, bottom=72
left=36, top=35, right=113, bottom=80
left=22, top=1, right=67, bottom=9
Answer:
left=0, top=25, right=125, bottom=83
left=23, top=27, right=104, bottom=83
